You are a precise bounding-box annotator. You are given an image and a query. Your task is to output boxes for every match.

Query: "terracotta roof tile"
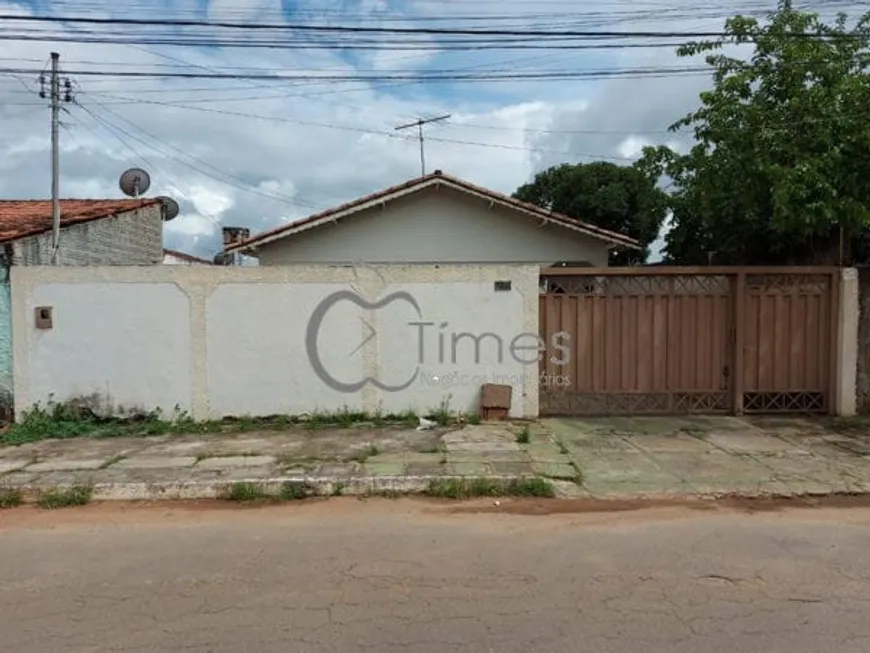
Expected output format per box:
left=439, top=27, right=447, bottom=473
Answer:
left=0, top=199, right=160, bottom=243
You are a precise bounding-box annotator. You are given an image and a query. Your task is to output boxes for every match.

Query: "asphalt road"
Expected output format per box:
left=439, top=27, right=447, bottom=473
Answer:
left=1, top=499, right=869, bottom=653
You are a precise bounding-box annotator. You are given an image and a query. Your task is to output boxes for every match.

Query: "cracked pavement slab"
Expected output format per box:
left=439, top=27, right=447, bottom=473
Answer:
left=1, top=500, right=870, bottom=652
left=544, top=416, right=870, bottom=499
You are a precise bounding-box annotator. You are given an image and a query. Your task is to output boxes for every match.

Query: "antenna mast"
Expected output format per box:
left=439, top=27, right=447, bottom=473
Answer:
left=395, top=114, right=450, bottom=176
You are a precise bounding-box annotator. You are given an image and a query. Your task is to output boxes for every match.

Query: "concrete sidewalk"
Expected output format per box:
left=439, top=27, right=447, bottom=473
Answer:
left=0, top=416, right=869, bottom=502
left=0, top=421, right=577, bottom=501
left=548, top=416, right=870, bottom=499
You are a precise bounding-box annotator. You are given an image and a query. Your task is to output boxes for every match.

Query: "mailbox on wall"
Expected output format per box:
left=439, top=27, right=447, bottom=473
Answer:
left=35, top=306, right=53, bottom=329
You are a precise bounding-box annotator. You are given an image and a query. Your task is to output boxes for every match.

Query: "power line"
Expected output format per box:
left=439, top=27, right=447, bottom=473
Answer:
left=72, top=92, right=639, bottom=161
left=73, top=103, right=227, bottom=230
left=75, top=100, right=325, bottom=212
left=0, top=65, right=713, bottom=82
left=2, top=14, right=860, bottom=39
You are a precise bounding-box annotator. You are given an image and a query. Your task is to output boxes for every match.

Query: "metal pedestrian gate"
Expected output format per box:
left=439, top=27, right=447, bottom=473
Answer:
left=538, top=267, right=839, bottom=416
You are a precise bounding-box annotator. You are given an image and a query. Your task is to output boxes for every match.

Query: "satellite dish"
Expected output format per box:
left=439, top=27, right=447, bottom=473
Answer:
left=158, top=196, right=180, bottom=221
left=119, top=168, right=151, bottom=197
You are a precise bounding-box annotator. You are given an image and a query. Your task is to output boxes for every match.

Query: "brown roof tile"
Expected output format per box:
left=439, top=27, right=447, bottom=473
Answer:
left=0, top=199, right=160, bottom=243
left=226, top=171, right=640, bottom=253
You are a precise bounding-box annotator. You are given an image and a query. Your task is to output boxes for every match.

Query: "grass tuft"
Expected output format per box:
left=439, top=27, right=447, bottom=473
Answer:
left=1, top=401, right=426, bottom=446
left=279, top=481, right=317, bottom=500
left=350, top=444, right=380, bottom=463
left=37, top=485, right=93, bottom=509
left=225, top=482, right=270, bottom=503
left=0, top=488, right=23, bottom=508
left=516, top=426, right=531, bottom=444
left=425, top=476, right=555, bottom=500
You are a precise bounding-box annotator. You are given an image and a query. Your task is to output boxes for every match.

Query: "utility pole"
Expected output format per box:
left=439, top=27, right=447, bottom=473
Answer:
left=40, top=53, right=73, bottom=264
left=49, top=52, right=61, bottom=265
left=394, top=114, right=450, bottom=176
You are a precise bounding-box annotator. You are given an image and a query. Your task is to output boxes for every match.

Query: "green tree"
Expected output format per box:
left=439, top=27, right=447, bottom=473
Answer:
left=641, top=1, right=870, bottom=265
left=513, top=161, right=667, bottom=265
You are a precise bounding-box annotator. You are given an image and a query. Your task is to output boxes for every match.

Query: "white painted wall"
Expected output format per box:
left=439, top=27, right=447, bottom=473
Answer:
left=19, top=282, right=191, bottom=416
left=257, top=187, right=611, bottom=267
left=11, top=265, right=540, bottom=421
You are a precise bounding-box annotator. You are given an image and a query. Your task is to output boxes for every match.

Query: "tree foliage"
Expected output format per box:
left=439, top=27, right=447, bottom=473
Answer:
left=640, top=1, right=870, bottom=265
left=513, top=161, right=667, bottom=265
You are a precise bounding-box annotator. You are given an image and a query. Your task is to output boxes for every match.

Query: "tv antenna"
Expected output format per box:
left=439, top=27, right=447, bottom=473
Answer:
left=119, top=168, right=151, bottom=197
left=394, top=114, right=450, bottom=176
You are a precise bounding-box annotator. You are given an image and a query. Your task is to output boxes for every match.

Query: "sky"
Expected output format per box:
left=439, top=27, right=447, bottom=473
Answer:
left=0, top=0, right=861, bottom=261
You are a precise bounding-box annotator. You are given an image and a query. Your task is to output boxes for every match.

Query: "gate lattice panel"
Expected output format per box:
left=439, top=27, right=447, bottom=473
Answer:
left=539, top=267, right=839, bottom=416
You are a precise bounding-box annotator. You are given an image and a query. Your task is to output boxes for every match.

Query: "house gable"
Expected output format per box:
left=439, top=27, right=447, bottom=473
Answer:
left=257, top=186, right=611, bottom=266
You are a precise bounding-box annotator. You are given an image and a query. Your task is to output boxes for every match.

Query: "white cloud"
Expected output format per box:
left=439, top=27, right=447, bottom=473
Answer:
left=1, top=0, right=864, bottom=260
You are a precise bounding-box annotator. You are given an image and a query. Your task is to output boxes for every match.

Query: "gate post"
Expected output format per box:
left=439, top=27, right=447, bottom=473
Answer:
left=834, top=268, right=858, bottom=416
left=731, top=271, right=745, bottom=415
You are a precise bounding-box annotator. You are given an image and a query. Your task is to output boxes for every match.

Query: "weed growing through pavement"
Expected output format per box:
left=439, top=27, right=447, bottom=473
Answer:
left=364, top=487, right=403, bottom=499
left=0, top=488, right=23, bottom=508
left=225, top=482, right=270, bottom=503
left=350, top=444, right=380, bottom=464
left=225, top=481, right=319, bottom=503
left=278, top=481, right=317, bottom=500
left=425, top=476, right=555, bottom=499
left=2, top=401, right=423, bottom=446
left=99, top=454, right=126, bottom=469
left=425, top=395, right=454, bottom=426
left=37, top=485, right=93, bottom=509
left=516, top=426, right=531, bottom=444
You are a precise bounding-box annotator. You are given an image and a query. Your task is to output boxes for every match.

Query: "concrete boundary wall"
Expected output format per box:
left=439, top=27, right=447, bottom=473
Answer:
left=11, top=265, right=540, bottom=420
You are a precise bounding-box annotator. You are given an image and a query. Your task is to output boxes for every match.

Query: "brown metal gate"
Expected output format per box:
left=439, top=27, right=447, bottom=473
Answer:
left=539, top=267, right=839, bottom=416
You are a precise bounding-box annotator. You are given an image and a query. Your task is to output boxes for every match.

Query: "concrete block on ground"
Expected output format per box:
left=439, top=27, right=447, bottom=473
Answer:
left=447, top=462, right=492, bottom=476
left=196, top=455, right=276, bottom=470
left=490, top=461, right=535, bottom=476
left=314, top=463, right=359, bottom=477
left=114, top=456, right=198, bottom=470
left=363, top=461, right=406, bottom=476
left=27, top=459, right=108, bottom=472
left=705, top=433, right=806, bottom=454
left=0, top=460, right=32, bottom=474
left=406, top=462, right=446, bottom=476
left=446, top=441, right=522, bottom=453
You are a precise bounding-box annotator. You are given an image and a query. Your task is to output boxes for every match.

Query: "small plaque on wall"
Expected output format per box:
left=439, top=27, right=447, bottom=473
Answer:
left=35, top=306, right=53, bottom=329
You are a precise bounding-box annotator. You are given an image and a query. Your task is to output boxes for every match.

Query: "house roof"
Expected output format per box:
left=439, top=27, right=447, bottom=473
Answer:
left=225, top=171, right=641, bottom=253
left=163, top=248, right=212, bottom=264
left=0, top=199, right=160, bottom=244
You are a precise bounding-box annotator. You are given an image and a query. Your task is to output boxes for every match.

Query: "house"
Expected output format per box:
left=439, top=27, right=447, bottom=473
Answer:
left=163, top=248, right=212, bottom=265
left=0, top=199, right=165, bottom=267
left=224, top=171, right=639, bottom=265
left=0, top=198, right=167, bottom=419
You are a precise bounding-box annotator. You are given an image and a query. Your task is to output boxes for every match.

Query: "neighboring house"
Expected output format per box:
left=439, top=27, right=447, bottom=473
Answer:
left=0, top=199, right=164, bottom=266
left=0, top=198, right=167, bottom=419
left=163, top=248, right=212, bottom=265
left=224, top=171, right=639, bottom=265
